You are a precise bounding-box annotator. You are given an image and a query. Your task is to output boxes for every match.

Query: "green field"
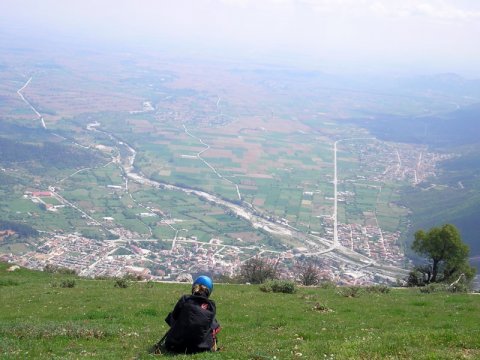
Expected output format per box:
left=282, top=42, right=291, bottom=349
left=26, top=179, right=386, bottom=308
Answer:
left=1, top=263, right=480, bottom=359
left=3, top=45, right=473, bottom=274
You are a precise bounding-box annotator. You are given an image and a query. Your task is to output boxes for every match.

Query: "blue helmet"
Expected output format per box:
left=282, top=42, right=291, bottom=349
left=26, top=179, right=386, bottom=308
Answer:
left=193, top=275, right=213, bottom=295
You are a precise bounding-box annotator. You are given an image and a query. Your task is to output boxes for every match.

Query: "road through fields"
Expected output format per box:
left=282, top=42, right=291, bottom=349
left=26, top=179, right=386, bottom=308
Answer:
left=17, top=76, right=47, bottom=129
left=111, top=127, right=407, bottom=280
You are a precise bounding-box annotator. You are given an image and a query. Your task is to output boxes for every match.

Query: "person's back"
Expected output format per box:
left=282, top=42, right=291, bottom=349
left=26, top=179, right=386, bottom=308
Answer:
left=163, top=276, right=220, bottom=354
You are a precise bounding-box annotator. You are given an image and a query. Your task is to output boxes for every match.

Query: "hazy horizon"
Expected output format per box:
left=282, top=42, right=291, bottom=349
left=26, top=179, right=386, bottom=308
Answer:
left=1, top=0, right=480, bottom=76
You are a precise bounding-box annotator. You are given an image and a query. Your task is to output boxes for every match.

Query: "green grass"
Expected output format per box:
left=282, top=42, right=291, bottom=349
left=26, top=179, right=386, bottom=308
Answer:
left=1, top=263, right=479, bottom=359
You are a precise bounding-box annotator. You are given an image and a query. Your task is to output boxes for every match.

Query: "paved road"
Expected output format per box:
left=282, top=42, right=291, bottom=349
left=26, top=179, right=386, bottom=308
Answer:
left=113, top=129, right=408, bottom=280
left=17, top=76, right=47, bottom=129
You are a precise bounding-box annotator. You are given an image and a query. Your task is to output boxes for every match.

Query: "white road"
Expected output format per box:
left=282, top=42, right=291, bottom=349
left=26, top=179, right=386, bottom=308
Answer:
left=183, top=124, right=242, bottom=201
left=395, top=149, right=402, bottom=173
left=39, top=112, right=408, bottom=281
left=118, top=131, right=407, bottom=279
left=16, top=76, right=47, bottom=129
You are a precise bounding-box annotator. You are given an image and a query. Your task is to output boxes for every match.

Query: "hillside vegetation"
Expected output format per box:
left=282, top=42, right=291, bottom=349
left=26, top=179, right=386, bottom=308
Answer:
left=1, top=263, right=479, bottom=359
left=0, top=137, right=105, bottom=170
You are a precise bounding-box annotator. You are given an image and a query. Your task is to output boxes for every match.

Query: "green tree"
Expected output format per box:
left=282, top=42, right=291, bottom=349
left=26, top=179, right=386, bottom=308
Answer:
left=412, top=224, right=475, bottom=283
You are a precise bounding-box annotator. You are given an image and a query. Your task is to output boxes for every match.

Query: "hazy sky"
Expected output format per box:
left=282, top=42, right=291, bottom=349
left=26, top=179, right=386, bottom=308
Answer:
left=1, top=0, right=480, bottom=75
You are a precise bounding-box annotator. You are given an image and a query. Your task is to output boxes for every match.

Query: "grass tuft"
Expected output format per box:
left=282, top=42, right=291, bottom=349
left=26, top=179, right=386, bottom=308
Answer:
left=0, top=278, right=19, bottom=287
left=135, top=308, right=159, bottom=317
left=311, top=302, right=333, bottom=313
left=365, top=285, right=390, bottom=294
left=336, top=286, right=363, bottom=297
left=0, top=322, right=114, bottom=340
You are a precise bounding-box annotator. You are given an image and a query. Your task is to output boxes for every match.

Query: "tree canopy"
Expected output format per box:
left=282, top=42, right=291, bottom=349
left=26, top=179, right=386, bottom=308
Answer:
left=412, top=224, right=475, bottom=283
left=0, top=220, right=38, bottom=238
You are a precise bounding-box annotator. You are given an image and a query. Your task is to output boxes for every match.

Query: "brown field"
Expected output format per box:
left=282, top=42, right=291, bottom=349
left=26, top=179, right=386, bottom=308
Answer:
left=202, top=148, right=235, bottom=158
left=226, top=114, right=311, bottom=134
left=253, top=198, right=265, bottom=206
left=128, top=119, right=156, bottom=132
left=18, top=77, right=141, bottom=122
left=245, top=173, right=274, bottom=179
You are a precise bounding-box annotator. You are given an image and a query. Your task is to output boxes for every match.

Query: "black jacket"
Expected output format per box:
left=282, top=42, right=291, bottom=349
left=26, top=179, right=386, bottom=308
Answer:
left=164, top=295, right=220, bottom=353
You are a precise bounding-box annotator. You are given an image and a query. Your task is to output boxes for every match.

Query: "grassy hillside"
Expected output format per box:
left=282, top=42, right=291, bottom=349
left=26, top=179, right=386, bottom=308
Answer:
left=1, top=263, right=479, bottom=360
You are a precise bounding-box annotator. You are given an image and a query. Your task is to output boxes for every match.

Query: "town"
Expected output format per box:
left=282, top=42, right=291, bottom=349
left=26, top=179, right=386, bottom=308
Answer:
left=3, top=134, right=449, bottom=285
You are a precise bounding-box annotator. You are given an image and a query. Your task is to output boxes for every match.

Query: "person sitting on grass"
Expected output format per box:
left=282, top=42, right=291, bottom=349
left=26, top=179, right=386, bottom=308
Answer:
left=158, top=275, right=221, bottom=354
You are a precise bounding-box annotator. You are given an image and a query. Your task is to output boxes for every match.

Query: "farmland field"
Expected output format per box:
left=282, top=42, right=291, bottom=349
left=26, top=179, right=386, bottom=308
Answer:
left=1, top=39, right=479, bottom=282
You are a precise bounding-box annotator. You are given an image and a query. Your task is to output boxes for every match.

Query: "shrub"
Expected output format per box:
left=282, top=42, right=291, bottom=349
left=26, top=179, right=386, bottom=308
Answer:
left=114, top=278, right=129, bottom=288
left=60, top=279, right=76, bottom=288
left=448, top=282, right=469, bottom=293
left=43, top=264, right=76, bottom=275
left=336, top=286, right=363, bottom=298
left=419, top=282, right=470, bottom=294
left=312, top=302, right=333, bottom=313
left=365, top=285, right=390, bottom=294
left=406, top=269, right=425, bottom=287
left=260, top=280, right=296, bottom=294
left=57, top=268, right=77, bottom=275
left=44, top=264, right=57, bottom=273
left=259, top=282, right=272, bottom=293
left=272, top=280, right=296, bottom=294
left=319, top=280, right=336, bottom=289
left=419, top=283, right=447, bottom=293
left=418, top=281, right=470, bottom=294
left=124, top=273, right=144, bottom=281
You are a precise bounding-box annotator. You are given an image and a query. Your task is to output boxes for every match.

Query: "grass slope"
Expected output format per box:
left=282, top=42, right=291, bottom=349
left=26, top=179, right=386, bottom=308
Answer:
left=1, top=263, right=479, bottom=359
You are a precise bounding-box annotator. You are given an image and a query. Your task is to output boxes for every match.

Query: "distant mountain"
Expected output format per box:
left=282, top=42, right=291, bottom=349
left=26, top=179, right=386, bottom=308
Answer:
left=390, top=73, right=480, bottom=98
left=350, top=98, right=480, bottom=271
left=353, top=102, right=480, bottom=148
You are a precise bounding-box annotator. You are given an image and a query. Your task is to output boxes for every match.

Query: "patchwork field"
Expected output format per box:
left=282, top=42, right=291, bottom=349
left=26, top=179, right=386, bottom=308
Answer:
left=2, top=43, right=476, bottom=281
